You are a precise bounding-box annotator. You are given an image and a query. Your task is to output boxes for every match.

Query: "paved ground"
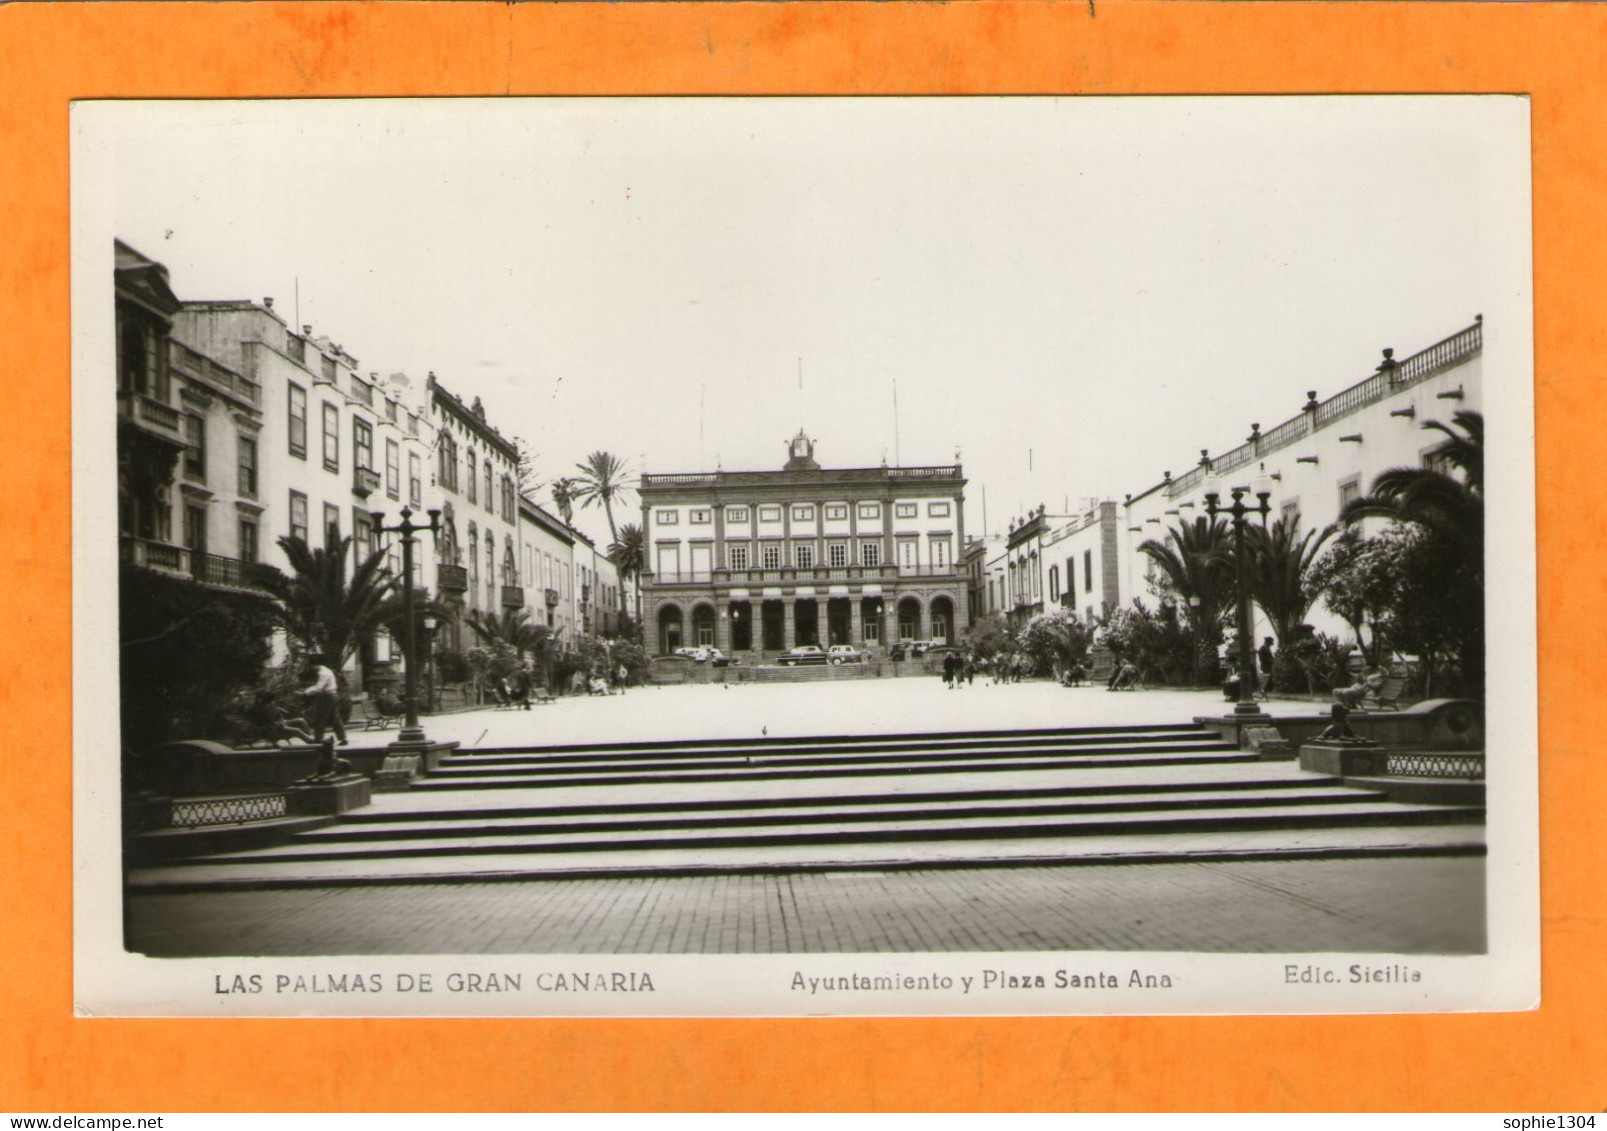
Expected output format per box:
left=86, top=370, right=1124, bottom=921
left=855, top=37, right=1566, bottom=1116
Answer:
left=408, top=679, right=1331, bottom=751
left=132, top=682, right=1481, bottom=956
left=126, top=855, right=1485, bottom=956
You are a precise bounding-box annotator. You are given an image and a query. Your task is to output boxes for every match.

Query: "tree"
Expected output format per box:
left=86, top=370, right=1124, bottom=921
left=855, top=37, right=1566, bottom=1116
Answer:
left=464, top=607, right=552, bottom=660
left=964, top=613, right=1013, bottom=660
left=1137, top=518, right=1234, bottom=685
left=254, top=535, right=398, bottom=693
left=608, top=522, right=646, bottom=636
left=1246, top=516, right=1335, bottom=651
left=1102, top=598, right=1194, bottom=687
left=550, top=477, right=576, bottom=526
left=570, top=450, right=635, bottom=545
left=119, top=565, right=278, bottom=752
left=514, top=437, right=541, bottom=496
left=1340, top=411, right=1484, bottom=697
left=1309, top=527, right=1405, bottom=666
left=1019, top=609, right=1091, bottom=679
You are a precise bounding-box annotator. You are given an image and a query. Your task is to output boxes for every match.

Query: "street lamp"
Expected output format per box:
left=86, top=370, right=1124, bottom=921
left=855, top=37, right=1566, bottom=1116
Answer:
left=1203, top=455, right=1273, bottom=720
left=422, top=614, right=438, bottom=712
left=370, top=505, right=441, bottom=744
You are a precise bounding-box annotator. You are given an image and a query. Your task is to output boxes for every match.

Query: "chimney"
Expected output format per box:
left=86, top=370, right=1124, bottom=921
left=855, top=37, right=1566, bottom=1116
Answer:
left=263, top=297, right=274, bottom=309
left=302, top=324, right=312, bottom=335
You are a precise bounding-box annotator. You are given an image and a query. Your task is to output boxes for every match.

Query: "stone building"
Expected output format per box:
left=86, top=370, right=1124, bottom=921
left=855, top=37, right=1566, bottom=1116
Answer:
left=639, top=431, right=969, bottom=656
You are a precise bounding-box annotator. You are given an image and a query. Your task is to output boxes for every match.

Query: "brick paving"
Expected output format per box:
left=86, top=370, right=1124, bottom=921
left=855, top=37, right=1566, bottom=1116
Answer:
left=126, top=855, right=1484, bottom=956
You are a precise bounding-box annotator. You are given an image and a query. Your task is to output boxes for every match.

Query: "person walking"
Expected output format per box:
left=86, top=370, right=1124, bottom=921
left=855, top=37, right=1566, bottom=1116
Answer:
left=1257, top=637, right=1276, bottom=697
left=299, top=656, right=348, bottom=745
left=941, top=651, right=956, bottom=689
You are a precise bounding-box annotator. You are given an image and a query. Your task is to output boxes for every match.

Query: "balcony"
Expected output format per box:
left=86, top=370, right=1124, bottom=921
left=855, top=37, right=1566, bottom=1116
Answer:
left=121, top=536, right=190, bottom=576
left=117, top=391, right=185, bottom=445
left=646, top=563, right=963, bottom=587
left=168, top=340, right=261, bottom=407
left=543, top=588, right=560, bottom=607
left=436, top=563, right=468, bottom=593
left=353, top=467, right=382, bottom=498
left=191, top=552, right=263, bottom=592
left=501, top=584, right=524, bottom=609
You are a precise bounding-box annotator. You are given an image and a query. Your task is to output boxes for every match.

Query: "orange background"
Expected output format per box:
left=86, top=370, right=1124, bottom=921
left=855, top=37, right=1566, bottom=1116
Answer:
left=0, top=1, right=1597, bottom=1112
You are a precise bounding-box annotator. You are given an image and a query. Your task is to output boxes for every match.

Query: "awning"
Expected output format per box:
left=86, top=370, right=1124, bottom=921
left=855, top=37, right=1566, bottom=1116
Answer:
left=861, top=584, right=883, bottom=596
left=827, top=585, right=850, bottom=596
left=762, top=587, right=783, bottom=598
left=728, top=589, right=750, bottom=599
left=794, top=587, right=816, bottom=598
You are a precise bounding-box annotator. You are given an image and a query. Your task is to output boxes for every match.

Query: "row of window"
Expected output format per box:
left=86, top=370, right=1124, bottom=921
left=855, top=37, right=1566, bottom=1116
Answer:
left=659, top=537, right=951, bottom=574
left=283, top=383, right=427, bottom=506
left=658, top=501, right=950, bottom=526
left=179, top=414, right=262, bottom=500
left=435, top=431, right=518, bottom=522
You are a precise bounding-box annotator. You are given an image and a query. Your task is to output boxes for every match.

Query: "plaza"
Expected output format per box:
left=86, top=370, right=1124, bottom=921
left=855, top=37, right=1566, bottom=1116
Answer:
left=125, top=678, right=1486, bottom=957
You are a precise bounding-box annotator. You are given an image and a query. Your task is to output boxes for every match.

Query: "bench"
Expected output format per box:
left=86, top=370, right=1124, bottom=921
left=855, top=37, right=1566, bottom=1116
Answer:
left=1360, top=675, right=1408, bottom=711
left=531, top=688, right=556, bottom=706
left=352, top=697, right=403, bottom=731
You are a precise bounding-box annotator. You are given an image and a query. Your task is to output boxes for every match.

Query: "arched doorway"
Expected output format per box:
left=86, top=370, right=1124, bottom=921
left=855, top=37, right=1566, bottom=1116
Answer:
left=658, top=604, right=684, bottom=654
left=728, top=601, right=753, bottom=651
left=897, top=596, right=922, bottom=642
left=691, top=603, right=716, bottom=648
left=930, top=596, right=955, bottom=645
left=794, top=599, right=820, bottom=646
left=826, top=597, right=852, bottom=646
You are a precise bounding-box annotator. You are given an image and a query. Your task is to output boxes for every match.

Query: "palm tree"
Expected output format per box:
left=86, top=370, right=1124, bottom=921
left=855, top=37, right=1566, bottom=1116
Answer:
left=1340, top=410, right=1484, bottom=697
left=1137, top=517, right=1235, bottom=685
left=570, top=450, right=635, bottom=545
left=608, top=521, right=646, bottom=637
left=1342, top=411, right=1483, bottom=556
left=255, top=535, right=398, bottom=694
left=1246, top=516, right=1335, bottom=649
left=550, top=478, right=576, bottom=526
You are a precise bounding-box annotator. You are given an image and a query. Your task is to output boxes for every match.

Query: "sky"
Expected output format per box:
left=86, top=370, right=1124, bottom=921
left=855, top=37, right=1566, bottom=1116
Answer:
left=92, top=96, right=1528, bottom=548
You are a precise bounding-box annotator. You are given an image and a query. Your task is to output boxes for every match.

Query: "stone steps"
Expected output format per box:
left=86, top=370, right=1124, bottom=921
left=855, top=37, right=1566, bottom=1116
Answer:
left=126, top=721, right=1486, bottom=891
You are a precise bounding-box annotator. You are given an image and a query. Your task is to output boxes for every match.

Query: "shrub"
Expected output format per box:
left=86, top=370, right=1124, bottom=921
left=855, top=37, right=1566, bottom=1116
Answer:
left=118, top=565, right=277, bottom=753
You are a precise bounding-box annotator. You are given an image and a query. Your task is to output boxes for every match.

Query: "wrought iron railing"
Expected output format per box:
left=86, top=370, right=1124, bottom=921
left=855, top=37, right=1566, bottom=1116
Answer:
left=1156, top=320, right=1481, bottom=499
left=1384, top=752, right=1485, bottom=780
left=191, top=552, right=261, bottom=591
left=169, top=794, right=288, bottom=827
left=501, top=584, right=524, bottom=608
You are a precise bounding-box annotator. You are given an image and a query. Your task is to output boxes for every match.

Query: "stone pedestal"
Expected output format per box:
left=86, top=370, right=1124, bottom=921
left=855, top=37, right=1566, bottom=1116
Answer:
left=1242, top=725, right=1295, bottom=761
left=1193, top=712, right=1276, bottom=750
left=286, top=774, right=372, bottom=816
left=374, top=739, right=459, bottom=791
left=1298, top=740, right=1387, bottom=777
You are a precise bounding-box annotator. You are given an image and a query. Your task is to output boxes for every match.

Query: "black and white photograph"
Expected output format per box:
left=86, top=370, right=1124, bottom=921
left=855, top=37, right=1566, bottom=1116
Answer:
left=74, top=95, right=1536, bottom=1016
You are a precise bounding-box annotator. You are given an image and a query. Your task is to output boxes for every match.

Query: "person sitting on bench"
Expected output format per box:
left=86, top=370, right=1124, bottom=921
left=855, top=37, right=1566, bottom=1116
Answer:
left=1334, top=664, right=1386, bottom=709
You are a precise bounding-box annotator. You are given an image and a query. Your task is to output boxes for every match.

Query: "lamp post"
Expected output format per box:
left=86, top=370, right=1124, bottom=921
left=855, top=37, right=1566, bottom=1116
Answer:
left=422, top=614, right=437, bottom=712
left=1202, top=460, right=1273, bottom=720
left=370, top=505, right=441, bottom=744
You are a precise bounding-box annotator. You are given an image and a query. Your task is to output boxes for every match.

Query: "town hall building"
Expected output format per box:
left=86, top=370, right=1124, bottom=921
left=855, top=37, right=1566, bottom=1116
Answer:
left=639, top=432, right=969, bottom=657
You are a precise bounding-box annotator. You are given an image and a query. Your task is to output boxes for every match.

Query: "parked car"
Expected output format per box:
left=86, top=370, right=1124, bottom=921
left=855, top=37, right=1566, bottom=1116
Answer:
left=827, top=645, right=864, bottom=665
left=654, top=652, right=696, bottom=665
left=674, top=647, right=702, bottom=659
left=710, top=652, right=740, bottom=668
left=777, top=645, right=828, bottom=667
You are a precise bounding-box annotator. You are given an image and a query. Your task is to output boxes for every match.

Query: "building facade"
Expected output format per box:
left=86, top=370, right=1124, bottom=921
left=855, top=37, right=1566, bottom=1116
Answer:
left=1086, top=318, right=1485, bottom=646
left=639, top=432, right=969, bottom=656
left=426, top=375, right=523, bottom=650
left=116, top=241, right=265, bottom=593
